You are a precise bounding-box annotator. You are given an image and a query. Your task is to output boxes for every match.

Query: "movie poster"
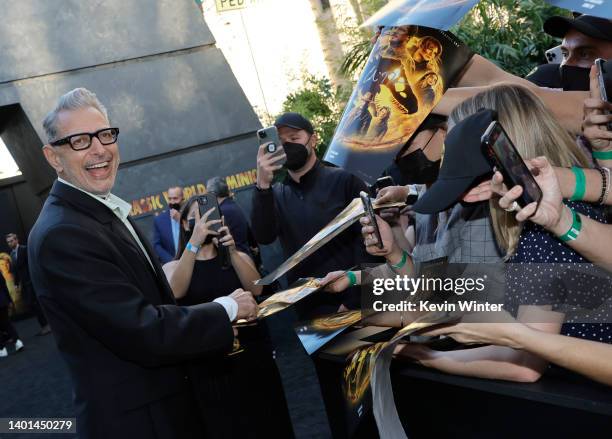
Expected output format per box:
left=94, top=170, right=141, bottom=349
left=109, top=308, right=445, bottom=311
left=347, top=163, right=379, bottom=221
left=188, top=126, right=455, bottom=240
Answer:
left=324, top=26, right=473, bottom=183
left=295, top=310, right=363, bottom=355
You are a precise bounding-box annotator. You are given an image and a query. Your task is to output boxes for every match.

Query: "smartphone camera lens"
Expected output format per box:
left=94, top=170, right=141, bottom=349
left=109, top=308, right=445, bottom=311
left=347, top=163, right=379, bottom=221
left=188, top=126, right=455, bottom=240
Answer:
left=258, top=131, right=266, bottom=139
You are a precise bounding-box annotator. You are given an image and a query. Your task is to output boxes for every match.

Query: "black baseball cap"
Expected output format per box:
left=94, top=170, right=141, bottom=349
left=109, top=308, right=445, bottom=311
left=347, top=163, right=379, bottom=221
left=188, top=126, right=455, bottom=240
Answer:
left=274, top=112, right=315, bottom=134
left=396, top=113, right=448, bottom=158
left=525, top=63, right=562, bottom=89
left=544, top=15, right=612, bottom=42
left=413, top=109, right=496, bottom=214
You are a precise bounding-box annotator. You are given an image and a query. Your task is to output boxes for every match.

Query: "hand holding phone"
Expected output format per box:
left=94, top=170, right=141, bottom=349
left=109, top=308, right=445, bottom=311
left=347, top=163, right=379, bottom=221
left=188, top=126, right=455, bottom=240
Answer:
left=360, top=191, right=383, bottom=249
left=481, top=121, right=542, bottom=210
left=256, top=126, right=286, bottom=189
left=197, top=194, right=231, bottom=269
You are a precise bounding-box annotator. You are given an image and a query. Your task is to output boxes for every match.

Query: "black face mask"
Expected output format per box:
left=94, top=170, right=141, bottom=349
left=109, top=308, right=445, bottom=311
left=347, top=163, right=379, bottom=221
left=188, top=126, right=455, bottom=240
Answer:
left=283, top=138, right=311, bottom=171
left=560, top=65, right=590, bottom=91
left=169, top=203, right=182, bottom=211
left=395, top=131, right=441, bottom=184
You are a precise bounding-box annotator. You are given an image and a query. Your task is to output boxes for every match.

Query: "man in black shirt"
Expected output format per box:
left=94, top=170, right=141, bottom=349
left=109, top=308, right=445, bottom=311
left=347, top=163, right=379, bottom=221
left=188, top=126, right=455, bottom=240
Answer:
left=251, top=112, right=371, bottom=311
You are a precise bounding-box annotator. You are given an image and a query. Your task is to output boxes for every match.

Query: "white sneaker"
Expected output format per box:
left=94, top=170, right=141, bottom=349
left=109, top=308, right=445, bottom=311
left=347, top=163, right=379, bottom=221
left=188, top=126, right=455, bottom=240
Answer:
left=0, top=347, right=7, bottom=357
left=14, top=339, right=24, bottom=351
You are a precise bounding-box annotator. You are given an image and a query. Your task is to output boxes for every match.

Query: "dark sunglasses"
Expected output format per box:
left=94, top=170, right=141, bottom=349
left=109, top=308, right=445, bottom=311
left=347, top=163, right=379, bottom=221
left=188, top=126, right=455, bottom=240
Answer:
left=50, top=127, right=119, bottom=151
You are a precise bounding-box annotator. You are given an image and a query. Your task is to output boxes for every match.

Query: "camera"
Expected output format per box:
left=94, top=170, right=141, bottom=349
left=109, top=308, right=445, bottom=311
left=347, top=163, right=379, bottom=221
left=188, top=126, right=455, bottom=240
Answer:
left=257, top=130, right=267, bottom=139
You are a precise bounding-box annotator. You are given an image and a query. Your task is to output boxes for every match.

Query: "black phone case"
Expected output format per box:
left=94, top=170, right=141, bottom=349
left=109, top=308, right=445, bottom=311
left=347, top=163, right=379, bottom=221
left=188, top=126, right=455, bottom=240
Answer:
left=360, top=192, right=383, bottom=249
left=481, top=124, right=542, bottom=209
left=198, top=195, right=230, bottom=269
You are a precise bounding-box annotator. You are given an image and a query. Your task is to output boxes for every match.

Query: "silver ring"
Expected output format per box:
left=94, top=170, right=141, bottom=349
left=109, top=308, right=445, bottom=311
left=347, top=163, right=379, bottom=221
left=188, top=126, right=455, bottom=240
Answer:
left=503, top=201, right=519, bottom=212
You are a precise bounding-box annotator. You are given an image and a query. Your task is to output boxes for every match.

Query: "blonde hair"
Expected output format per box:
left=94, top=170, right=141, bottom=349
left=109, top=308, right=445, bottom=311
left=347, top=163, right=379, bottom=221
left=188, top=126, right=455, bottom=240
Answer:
left=448, top=84, right=590, bottom=259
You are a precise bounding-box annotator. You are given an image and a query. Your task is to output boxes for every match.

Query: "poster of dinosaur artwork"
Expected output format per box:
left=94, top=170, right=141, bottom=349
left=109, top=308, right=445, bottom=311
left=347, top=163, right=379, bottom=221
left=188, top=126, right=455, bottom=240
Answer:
left=324, top=25, right=473, bottom=183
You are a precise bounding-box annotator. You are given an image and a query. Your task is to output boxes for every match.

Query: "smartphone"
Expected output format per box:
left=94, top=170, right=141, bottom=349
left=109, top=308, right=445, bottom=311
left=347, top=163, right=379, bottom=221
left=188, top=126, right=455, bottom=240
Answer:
left=545, top=45, right=562, bottom=64
left=375, top=176, right=395, bottom=192
left=257, top=126, right=286, bottom=165
left=595, top=58, right=611, bottom=103
left=197, top=194, right=230, bottom=269
left=197, top=193, right=222, bottom=233
left=481, top=121, right=542, bottom=210
left=360, top=191, right=383, bottom=249
left=595, top=58, right=612, bottom=130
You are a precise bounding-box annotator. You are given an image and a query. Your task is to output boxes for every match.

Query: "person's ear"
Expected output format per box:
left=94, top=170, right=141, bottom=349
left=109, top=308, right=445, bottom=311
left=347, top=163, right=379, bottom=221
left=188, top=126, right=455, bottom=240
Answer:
left=42, top=145, right=63, bottom=173
left=310, top=133, right=318, bottom=148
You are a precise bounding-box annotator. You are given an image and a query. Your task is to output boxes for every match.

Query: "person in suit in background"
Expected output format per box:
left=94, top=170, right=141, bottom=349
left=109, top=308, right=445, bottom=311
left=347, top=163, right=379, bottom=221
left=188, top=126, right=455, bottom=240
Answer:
left=0, top=272, right=23, bottom=358
left=153, top=186, right=184, bottom=264
left=205, top=176, right=252, bottom=257
left=29, top=87, right=258, bottom=439
left=6, top=233, right=50, bottom=335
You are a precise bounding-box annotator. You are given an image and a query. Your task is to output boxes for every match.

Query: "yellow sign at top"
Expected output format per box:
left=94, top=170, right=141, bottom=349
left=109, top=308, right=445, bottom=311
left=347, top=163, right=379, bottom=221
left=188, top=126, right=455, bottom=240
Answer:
left=215, top=0, right=247, bottom=12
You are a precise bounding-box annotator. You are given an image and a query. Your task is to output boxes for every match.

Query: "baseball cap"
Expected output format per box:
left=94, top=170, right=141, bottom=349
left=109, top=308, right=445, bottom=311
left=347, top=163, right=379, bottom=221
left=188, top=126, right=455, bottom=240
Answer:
left=525, top=63, right=562, bottom=88
left=544, top=15, right=612, bottom=42
left=274, top=112, right=315, bottom=134
left=412, top=109, right=496, bottom=214
left=396, top=113, right=448, bottom=158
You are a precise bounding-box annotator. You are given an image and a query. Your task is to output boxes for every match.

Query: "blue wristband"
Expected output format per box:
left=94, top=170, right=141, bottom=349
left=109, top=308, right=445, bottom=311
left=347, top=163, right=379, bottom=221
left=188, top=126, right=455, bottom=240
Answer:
left=186, top=242, right=200, bottom=254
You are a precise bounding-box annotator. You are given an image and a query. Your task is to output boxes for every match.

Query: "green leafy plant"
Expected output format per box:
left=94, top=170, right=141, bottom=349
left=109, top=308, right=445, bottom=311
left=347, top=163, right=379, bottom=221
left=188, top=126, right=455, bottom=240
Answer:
left=280, top=75, right=350, bottom=157
left=341, top=0, right=571, bottom=78
left=451, top=0, right=570, bottom=77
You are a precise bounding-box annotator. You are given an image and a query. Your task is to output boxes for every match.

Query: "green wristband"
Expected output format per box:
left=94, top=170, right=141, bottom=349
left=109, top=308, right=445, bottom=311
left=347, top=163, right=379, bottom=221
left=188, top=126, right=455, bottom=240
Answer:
left=558, top=208, right=582, bottom=242
left=346, top=271, right=357, bottom=287
left=570, top=166, right=586, bottom=201
left=390, top=250, right=408, bottom=270
left=592, top=150, right=612, bottom=160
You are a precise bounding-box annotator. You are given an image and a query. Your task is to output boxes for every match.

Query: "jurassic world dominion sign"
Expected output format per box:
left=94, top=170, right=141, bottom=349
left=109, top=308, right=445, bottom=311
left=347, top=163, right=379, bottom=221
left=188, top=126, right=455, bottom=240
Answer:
left=129, top=168, right=257, bottom=218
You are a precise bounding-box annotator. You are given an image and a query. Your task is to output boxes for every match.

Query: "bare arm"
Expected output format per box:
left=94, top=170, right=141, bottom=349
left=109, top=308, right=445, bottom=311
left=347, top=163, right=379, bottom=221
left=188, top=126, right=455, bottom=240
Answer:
left=398, top=306, right=563, bottom=382
left=216, top=225, right=262, bottom=296
left=230, top=250, right=263, bottom=296
left=554, top=167, right=612, bottom=204
left=415, top=345, right=547, bottom=382
left=511, top=324, right=612, bottom=386
left=163, top=254, right=197, bottom=299
left=452, top=55, right=532, bottom=88
left=163, top=206, right=221, bottom=299
left=495, top=158, right=612, bottom=266
left=546, top=203, right=612, bottom=267
left=421, top=311, right=612, bottom=386
left=435, top=87, right=587, bottom=134
left=434, top=55, right=587, bottom=134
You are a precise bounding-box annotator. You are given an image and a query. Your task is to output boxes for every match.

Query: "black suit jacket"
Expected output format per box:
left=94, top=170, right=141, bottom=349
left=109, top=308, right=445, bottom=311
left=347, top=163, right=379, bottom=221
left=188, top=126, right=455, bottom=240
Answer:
left=10, top=244, right=30, bottom=287
left=28, top=181, right=234, bottom=439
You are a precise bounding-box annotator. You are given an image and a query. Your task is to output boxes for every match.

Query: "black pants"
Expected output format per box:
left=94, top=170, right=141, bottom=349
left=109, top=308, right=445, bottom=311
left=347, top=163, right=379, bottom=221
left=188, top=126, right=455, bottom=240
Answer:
left=0, top=306, right=19, bottom=349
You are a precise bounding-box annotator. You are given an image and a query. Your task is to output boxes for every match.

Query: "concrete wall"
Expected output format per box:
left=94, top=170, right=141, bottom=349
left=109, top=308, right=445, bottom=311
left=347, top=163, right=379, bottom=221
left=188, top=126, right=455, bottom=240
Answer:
left=0, top=0, right=263, bottom=244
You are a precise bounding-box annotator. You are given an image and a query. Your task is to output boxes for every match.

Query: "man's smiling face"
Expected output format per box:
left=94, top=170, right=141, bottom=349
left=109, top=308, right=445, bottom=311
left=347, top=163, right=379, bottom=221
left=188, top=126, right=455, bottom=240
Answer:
left=43, top=106, right=120, bottom=195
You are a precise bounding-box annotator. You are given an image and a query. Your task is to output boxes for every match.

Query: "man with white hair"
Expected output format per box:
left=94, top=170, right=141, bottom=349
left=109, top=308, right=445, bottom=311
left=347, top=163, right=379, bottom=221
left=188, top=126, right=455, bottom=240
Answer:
left=28, top=88, right=258, bottom=439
